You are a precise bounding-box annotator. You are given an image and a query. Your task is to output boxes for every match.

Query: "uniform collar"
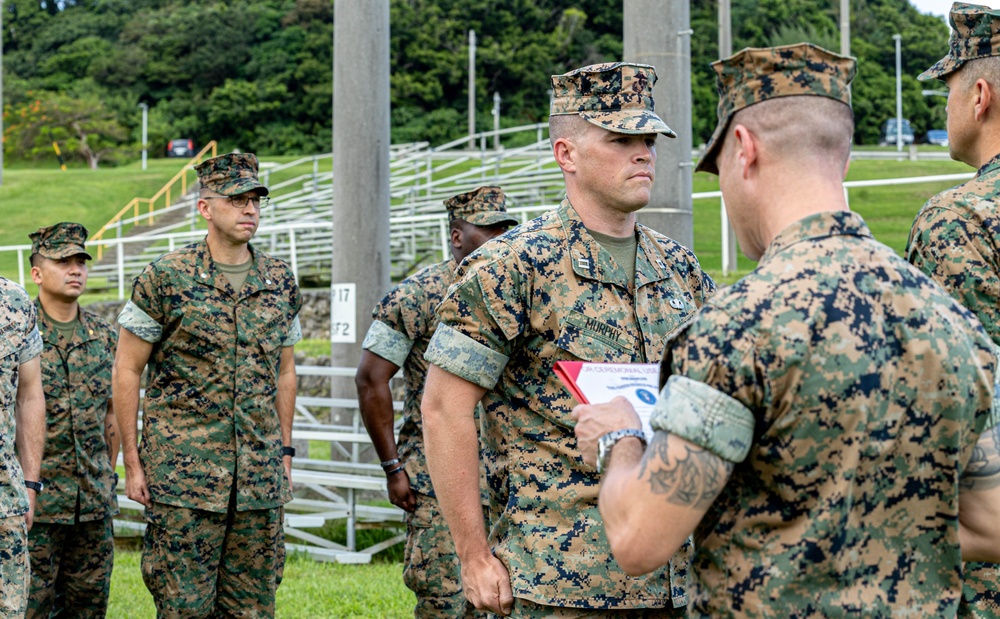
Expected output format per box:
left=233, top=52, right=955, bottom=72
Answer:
left=556, top=199, right=675, bottom=288
left=978, top=151, right=1000, bottom=178
left=34, top=298, right=95, bottom=348
left=191, top=238, right=278, bottom=299
left=759, top=210, right=873, bottom=265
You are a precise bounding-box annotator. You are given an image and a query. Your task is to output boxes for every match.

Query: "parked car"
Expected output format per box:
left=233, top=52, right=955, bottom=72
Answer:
left=166, top=138, right=197, bottom=158
left=925, top=129, right=949, bottom=147
left=879, top=118, right=915, bottom=146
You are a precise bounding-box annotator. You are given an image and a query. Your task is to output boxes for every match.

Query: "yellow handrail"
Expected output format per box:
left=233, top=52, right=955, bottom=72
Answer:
left=90, top=141, right=219, bottom=260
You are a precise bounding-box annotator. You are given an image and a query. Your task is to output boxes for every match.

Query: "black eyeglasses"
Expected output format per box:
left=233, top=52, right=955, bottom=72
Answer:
left=205, top=195, right=271, bottom=210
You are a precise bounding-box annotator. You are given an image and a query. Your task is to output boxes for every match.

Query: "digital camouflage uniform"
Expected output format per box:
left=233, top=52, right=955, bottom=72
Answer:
left=651, top=43, right=1000, bottom=619
left=425, top=63, right=714, bottom=616
left=0, top=277, right=44, bottom=619
left=117, top=153, right=302, bottom=618
left=24, top=222, right=119, bottom=619
left=907, top=6, right=1000, bottom=616
left=362, top=186, right=517, bottom=619
left=426, top=196, right=715, bottom=613
left=655, top=210, right=1000, bottom=618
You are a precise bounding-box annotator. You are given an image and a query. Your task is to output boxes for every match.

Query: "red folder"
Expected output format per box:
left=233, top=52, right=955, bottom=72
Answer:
left=554, top=360, right=588, bottom=404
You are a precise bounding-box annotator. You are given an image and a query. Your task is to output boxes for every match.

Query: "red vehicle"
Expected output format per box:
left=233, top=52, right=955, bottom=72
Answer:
left=166, top=138, right=197, bottom=158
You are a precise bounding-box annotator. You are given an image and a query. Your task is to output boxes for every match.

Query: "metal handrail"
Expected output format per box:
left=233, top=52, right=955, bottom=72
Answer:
left=89, top=141, right=219, bottom=260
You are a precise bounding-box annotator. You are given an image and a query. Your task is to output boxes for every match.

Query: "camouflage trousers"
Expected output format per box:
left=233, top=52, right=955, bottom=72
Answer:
left=141, top=499, right=285, bottom=619
left=959, top=562, right=1000, bottom=618
left=0, top=516, right=29, bottom=619
left=26, top=517, right=114, bottom=619
left=404, top=492, right=489, bottom=619
left=498, top=599, right=686, bottom=619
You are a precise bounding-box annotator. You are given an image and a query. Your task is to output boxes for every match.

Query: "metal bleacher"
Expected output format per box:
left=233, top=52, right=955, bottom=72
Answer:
left=84, top=123, right=564, bottom=293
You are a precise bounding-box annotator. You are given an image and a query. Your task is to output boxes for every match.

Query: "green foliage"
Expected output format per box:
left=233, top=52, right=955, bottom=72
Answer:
left=0, top=0, right=956, bottom=160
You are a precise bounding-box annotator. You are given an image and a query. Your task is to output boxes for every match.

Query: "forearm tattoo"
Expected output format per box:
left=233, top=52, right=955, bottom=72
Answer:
left=639, top=433, right=733, bottom=510
left=962, top=423, right=1000, bottom=491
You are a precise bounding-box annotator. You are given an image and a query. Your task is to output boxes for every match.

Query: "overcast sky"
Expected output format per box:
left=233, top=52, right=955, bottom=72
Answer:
left=910, top=0, right=997, bottom=19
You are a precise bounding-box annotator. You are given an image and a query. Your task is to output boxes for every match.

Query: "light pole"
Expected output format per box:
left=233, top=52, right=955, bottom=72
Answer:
left=492, top=91, right=500, bottom=151
left=139, top=102, right=149, bottom=171
left=468, top=30, right=476, bottom=148
left=893, top=34, right=903, bottom=153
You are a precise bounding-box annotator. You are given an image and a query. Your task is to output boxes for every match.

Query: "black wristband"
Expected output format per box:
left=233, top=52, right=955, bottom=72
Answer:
left=281, top=446, right=296, bottom=458
left=24, top=480, right=44, bottom=493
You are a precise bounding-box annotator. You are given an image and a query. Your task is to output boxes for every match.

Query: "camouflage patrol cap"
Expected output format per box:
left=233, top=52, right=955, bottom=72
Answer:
left=29, top=222, right=92, bottom=261
left=920, top=3, right=1000, bottom=81
left=444, top=186, right=519, bottom=227
left=549, top=62, right=677, bottom=137
left=194, top=152, right=269, bottom=197
left=696, top=42, right=857, bottom=175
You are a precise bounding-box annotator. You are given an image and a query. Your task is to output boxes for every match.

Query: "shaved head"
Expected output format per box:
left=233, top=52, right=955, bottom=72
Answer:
left=729, top=96, right=854, bottom=170
left=549, top=114, right=588, bottom=148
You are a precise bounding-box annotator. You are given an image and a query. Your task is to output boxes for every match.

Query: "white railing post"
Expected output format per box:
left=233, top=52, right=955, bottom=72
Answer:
left=289, top=228, right=299, bottom=282
left=117, top=241, right=126, bottom=300
left=16, top=250, right=25, bottom=288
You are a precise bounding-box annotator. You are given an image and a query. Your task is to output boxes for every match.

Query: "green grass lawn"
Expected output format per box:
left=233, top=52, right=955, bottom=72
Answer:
left=108, top=549, right=414, bottom=618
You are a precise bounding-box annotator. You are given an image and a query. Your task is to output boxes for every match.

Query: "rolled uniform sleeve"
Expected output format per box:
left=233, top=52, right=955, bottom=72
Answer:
left=362, top=320, right=413, bottom=367
left=19, top=325, right=43, bottom=365
left=654, top=305, right=764, bottom=463
left=425, top=248, right=524, bottom=389
left=118, top=266, right=166, bottom=342
left=282, top=315, right=302, bottom=348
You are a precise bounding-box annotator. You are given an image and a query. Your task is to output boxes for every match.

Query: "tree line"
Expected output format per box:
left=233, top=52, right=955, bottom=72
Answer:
left=0, top=0, right=950, bottom=168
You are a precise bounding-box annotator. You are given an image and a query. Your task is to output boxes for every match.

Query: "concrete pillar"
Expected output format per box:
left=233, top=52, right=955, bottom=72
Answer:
left=841, top=0, right=850, bottom=57
left=624, top=0, right=693, bottom=250
left=331, top=0, right=391, bottom=407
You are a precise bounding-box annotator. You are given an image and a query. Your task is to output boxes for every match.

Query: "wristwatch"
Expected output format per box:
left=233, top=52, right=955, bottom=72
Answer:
left=24, top=480, right=44, bottom=493
left=596, top=429, right=647, bottom=474
left=281, top=446, right=296, bottom=457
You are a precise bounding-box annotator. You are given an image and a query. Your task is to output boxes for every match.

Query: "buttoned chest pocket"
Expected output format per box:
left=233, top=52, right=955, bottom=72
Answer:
left=555, top=311, right=637, bottom=363
left=174, top=307, right=228, bottom=362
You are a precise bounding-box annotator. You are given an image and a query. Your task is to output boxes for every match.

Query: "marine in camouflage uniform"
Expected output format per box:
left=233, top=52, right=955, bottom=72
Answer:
left=574, top=43, right=1000, bottom=619
left=0, top=277, right=45, bottom=619
left=906, top=4, right=1000, bottom=616
left=114, top=153, right=302, bottom=618
left=422, top=63, right=715, bottom=617
left=25, top=223, right=119, bottom=619
left=357, top=186, right=517, bottom=618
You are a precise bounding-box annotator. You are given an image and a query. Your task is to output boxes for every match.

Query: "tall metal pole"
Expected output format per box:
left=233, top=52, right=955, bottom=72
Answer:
left=1, top=0, right=5, bottom=187
left=840, top=0, right=850, bottom=56
left=468, top=30, right=476, bottom=148
left=140, top=103, right=149, bottom=171
left=894, top=34, right=903, bottom=153
left=718, top=0, right=738, bottom=275
left=331, top=0, right=391, bottom=443
left=492, top=92, right=500, bottom=151
left=624, top=0, right=694, bottom=250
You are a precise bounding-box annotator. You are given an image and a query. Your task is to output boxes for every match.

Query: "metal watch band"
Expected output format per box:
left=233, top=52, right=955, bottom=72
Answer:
left=597, top=428, right=647, bottom=474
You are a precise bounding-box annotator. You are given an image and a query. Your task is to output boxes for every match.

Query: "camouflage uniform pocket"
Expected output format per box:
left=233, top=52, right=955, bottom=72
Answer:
left=556, top=311, right=635, bottom=362
left=402, top=494, right=463, bottom=601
